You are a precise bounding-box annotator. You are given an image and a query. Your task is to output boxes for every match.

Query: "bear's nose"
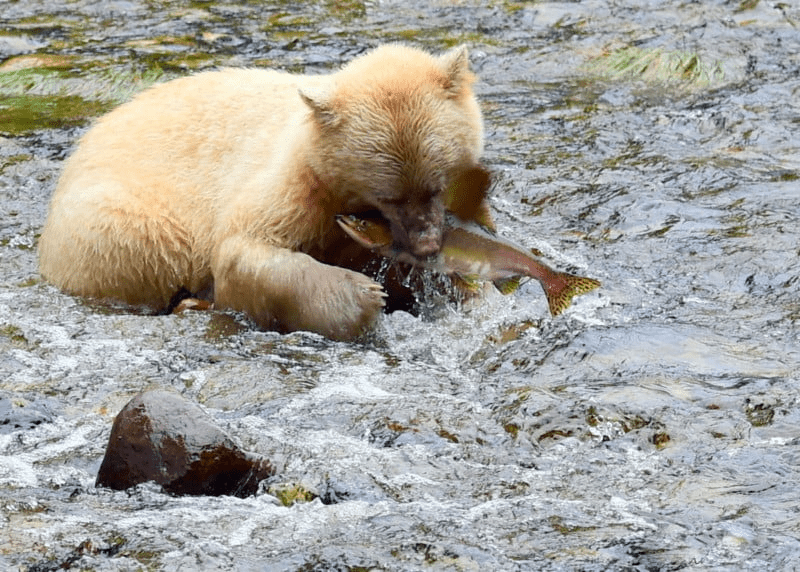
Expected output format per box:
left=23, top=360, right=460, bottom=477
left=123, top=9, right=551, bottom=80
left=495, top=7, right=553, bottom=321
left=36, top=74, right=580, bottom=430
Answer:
left=411, top=234, right=441, bottom=258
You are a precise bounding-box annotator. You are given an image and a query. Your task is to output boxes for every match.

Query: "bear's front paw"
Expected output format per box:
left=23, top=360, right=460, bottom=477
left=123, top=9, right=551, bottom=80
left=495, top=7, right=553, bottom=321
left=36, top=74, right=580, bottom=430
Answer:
left=296, top=266, right=386, bottom=341
left=332, top=269, right=387, bottom=340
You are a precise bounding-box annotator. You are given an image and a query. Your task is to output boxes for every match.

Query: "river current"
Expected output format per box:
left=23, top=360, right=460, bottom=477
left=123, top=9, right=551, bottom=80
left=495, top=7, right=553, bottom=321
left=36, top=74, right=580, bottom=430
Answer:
left=1, top=1, right=799, bottom=570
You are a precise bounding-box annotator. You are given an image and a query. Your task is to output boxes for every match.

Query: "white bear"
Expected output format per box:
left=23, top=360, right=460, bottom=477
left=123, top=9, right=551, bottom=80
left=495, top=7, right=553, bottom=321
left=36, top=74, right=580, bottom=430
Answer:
left=39, top=44, right=486, bottom=340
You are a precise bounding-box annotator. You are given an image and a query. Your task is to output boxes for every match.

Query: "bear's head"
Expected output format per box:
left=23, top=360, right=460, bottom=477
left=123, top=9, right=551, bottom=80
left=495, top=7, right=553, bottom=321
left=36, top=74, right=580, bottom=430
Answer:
left=301, top=44, right=484, bottom=258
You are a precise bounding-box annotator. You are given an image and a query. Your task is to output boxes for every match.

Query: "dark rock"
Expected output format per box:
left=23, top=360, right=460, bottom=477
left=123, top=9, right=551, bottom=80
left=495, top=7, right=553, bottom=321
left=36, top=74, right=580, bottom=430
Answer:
left=96, top=389, right=274, bottom=497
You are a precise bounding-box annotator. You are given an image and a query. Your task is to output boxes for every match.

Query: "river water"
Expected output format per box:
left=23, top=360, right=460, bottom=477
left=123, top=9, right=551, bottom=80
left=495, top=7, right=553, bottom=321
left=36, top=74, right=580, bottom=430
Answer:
left=1, top=1, right=799, bottom=570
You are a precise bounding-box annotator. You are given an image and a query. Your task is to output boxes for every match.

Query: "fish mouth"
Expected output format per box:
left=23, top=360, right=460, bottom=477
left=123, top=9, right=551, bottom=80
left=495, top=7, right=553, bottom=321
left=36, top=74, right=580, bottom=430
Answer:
left=336, top=214, right=393, bottom=250
left=335, top=214, right=368, bottom=234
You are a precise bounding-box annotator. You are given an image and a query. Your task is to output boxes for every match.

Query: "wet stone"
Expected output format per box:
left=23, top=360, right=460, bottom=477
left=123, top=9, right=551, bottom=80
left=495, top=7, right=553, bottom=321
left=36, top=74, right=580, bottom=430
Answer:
left=96, top=389, right=274, bottom=497
left=0, top=397, right=55, bottom=434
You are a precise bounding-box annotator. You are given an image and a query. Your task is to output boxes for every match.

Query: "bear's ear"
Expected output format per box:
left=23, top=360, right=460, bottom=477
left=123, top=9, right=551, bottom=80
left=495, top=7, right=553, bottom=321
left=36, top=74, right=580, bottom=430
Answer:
left=299, top=86, right=340, bottom=128
left=438, top=45, right=475, bottom=98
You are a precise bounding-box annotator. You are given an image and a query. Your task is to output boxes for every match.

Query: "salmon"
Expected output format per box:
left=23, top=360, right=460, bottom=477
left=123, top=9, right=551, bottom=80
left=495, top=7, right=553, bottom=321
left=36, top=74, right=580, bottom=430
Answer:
left=337, top=214, right=600, bottom=316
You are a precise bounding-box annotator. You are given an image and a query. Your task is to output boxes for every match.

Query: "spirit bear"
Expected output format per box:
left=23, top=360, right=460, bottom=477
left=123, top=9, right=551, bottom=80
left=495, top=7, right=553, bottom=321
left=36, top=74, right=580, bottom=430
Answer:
left=39, top=44, right=488, bottom=341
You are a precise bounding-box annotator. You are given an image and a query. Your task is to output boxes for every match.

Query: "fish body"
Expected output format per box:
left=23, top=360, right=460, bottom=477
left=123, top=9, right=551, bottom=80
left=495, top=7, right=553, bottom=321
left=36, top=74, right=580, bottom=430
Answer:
left=336, top=214, right=600, bottom=316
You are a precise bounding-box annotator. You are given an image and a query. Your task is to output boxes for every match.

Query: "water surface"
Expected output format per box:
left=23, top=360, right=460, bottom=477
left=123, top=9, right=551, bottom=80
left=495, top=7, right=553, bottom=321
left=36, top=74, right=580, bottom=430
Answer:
left=1, top=1, right=799, bottom=570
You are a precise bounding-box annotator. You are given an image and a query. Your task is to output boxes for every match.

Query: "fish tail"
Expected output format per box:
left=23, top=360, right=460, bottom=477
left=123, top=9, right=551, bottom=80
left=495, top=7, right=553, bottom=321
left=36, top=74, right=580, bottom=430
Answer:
left=545, top=272, right=601, bottom=316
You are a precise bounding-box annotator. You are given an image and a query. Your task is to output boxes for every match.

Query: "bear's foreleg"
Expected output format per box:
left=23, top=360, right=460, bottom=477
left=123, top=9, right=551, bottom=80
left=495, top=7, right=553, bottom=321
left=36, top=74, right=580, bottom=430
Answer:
left=212, top=235, right=386, bottom=341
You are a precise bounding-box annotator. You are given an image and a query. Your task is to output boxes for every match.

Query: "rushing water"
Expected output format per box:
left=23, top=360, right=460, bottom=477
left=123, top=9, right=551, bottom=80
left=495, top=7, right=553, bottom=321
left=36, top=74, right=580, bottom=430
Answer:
left=1, top=1, right=799, bottom=570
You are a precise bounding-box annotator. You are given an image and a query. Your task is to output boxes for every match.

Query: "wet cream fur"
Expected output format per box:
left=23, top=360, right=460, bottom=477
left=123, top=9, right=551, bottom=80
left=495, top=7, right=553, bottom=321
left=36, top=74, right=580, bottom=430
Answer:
left=39, top=44, right=484, bottom=341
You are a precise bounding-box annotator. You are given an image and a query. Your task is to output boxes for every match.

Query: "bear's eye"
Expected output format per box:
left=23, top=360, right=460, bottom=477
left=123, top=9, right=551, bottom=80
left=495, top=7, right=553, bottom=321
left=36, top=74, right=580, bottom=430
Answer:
left=419, top=187, right=441, bottom=204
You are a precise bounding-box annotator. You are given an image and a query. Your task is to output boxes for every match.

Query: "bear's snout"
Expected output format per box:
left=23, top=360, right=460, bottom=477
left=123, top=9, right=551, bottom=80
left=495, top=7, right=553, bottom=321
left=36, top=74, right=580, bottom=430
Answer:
left=408, top=228, right=442, bottom=258
left=386, top=199, right=445, bottom=259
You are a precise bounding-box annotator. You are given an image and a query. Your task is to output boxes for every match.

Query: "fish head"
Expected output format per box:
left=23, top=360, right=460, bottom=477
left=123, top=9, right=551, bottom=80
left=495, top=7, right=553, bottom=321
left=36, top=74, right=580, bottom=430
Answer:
left=336, top=214, right=394, bottom=251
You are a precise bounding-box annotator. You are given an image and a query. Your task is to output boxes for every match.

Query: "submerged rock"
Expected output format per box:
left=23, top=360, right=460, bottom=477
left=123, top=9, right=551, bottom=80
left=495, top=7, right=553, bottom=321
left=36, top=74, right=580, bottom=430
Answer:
left=0, top=397, right=56, bottom=434
left=96, top=389, right=274, bottom=497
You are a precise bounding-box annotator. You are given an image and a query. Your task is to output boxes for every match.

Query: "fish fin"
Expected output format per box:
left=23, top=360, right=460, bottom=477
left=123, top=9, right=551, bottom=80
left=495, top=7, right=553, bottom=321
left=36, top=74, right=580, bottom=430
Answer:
left=446, top=166, right=491, bottom=221
left=451, top=273, right=483, bottom=294
left=493, top=276, right=523, bottom=295
left=473, top=202, right=497, bottom=232
left=546, top=273, right=601, bottom=316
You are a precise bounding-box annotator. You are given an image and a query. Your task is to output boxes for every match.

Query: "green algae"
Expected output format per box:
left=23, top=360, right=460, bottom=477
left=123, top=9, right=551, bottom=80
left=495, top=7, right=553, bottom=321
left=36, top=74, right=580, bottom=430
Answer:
left=586, top=46, right=725, bottom=87
left=0, top=324, right=28, bottom=348
left=0, top=93, right=112, bottom=135
left=16, top=277, right=40, bottom=288
left=549, top=515, right=598, bottom=535
left=0, top=62, right=167, bottom=135
left=0, top=153, right=32, bottom=174
left=376, top=28, right=499, bottom=49
left=745, top=400, right=775, bottom=427
left=268, top=483, right=318, bottom=507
